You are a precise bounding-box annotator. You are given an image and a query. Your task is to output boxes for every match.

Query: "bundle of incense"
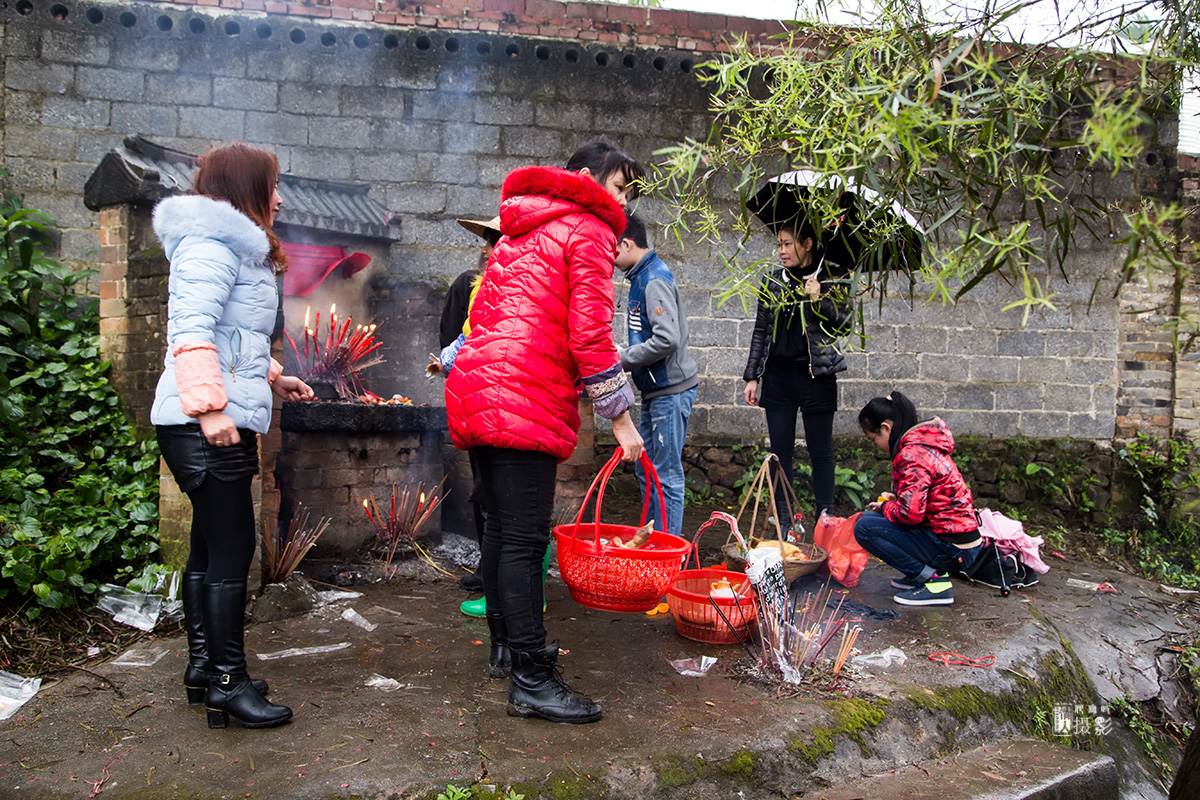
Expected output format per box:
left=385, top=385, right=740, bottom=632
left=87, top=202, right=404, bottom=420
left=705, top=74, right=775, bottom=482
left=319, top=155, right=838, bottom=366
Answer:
left=284, top=304, right=385, bottom=398
left=831, top=624, right=861, bottom=681
left=262, top=504, right=330, bottom=583
left=364, top=477, right=449, bottom=578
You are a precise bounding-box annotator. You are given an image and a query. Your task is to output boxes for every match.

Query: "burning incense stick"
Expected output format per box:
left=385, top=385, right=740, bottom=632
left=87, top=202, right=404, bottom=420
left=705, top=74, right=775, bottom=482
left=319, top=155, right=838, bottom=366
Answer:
left=363, top=478, right=449, bottom=578
left=285, top=304, right=385, bottom=400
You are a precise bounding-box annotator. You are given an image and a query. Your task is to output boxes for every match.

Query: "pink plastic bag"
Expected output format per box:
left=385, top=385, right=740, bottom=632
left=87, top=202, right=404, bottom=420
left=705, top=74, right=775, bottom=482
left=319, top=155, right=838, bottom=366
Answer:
left=813, top=512, right=869, bottom=587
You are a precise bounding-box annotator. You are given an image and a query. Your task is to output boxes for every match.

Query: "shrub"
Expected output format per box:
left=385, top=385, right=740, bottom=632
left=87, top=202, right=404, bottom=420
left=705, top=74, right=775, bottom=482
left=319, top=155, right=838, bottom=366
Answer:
left=0, top=195, right=159, bottom=617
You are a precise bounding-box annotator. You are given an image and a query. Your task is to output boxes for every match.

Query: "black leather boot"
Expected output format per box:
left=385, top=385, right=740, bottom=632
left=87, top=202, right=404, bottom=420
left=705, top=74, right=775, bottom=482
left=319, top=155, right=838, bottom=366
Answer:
left=202, top=580, right=292, bottom=729
left=485, top=611, right=511, bottom=679
left=507, top=641, right=601, bottom=724
left=182, top=573, right=268, bottom=704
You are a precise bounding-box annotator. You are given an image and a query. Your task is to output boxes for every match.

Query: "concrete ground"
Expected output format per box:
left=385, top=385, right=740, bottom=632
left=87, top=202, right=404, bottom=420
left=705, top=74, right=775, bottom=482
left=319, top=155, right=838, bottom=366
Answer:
left=2, top=507, right=1195, bottom=800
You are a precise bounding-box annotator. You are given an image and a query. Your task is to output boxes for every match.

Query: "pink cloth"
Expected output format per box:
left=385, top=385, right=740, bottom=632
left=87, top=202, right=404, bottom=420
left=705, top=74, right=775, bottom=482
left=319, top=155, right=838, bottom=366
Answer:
left=269, top=358, right=283, bottom=384
left=977, top=508, right=1050, bottom=574
left=173, top=342, right=227, bottom=417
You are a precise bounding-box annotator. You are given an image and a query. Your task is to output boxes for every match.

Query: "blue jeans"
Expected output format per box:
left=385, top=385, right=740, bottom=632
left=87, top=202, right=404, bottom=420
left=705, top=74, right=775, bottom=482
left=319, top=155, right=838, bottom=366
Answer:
left=853, top=510, right=979, bottom=581
left=635, top=386, right=697, bottom=539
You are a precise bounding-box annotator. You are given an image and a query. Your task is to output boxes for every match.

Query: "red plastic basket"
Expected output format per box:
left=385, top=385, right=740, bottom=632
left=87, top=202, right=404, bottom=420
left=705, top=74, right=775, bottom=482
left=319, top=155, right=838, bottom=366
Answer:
left=667, top=512, right=759, bottom=644
left=553, top=449, right=691, bottom=613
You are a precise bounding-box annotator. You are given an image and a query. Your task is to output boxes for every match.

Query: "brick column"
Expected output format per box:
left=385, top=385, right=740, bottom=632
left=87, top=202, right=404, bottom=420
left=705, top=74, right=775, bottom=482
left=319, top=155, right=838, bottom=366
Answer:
left=555, top=398, right=595, bottom=516
left=1174, top=153, right=1200, bottom=441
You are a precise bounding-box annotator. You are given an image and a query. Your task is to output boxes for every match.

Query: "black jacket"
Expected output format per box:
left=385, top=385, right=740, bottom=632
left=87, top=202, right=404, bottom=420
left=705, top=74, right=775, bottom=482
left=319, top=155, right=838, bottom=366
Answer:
left=742, top=268, right=852, bottom=382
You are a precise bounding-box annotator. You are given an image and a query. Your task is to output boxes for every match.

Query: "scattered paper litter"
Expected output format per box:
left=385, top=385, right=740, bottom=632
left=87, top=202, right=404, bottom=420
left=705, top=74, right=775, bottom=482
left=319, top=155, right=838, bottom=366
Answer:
left=316, top=589, right=363, bottom=604
left=341, top=608, right=378, bottom=631
left=669, top=656, right=717, bottom=677
left=256, top=642, right=352, bottom=661
left=111, top=643, right=171, bottom=667
left=365, top=674, right=403, bottom=692
left=0, top=671, right=41, bottom=721
left=1066, top=578, right=1117, bottom=592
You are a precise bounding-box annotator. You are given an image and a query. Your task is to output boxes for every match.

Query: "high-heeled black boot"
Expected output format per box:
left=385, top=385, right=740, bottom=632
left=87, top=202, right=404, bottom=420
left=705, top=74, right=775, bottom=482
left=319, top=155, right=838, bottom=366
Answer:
left=485, top=610, right=511, bottom=679
left=507, top=640, right=601, bottom=724
left=201, top=579, right=292, bottom=729
left=182, top=573, right=268, bottom=704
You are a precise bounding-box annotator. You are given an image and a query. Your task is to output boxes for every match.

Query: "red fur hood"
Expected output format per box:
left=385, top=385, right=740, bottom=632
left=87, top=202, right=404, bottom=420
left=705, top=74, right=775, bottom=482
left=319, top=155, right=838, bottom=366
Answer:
left=500, top=165, right=626, bottom=239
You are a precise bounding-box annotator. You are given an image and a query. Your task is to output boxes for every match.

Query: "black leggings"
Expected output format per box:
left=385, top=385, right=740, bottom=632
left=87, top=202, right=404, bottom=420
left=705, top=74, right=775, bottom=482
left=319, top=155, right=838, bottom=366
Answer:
left=184, top=475, right=257, bottom=583
left=474, top=446, right=557, bottom=652
left=764, top=406, right=836, bottom=518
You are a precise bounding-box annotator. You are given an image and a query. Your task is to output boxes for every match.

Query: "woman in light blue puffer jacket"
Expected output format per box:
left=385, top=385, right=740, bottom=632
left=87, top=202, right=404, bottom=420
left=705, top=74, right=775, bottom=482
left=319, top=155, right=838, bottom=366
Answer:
left=152, top=142, right=312, bottom=730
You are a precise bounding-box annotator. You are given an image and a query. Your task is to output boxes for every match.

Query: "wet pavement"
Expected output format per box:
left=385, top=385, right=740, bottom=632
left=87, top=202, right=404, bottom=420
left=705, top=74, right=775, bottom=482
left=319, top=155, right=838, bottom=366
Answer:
left=2, top=504, right=1195, bottom=800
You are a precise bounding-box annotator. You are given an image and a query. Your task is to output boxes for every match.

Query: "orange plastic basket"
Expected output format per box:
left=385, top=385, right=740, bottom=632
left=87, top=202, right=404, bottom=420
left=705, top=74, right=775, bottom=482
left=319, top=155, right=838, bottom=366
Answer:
left=553, top=449, right=691, bottom=613
left=667, top=512, right=759, bottom=644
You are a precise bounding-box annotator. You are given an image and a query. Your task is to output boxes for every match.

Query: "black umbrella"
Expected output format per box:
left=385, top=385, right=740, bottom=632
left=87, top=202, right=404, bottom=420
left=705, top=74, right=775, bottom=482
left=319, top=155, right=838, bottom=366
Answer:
left=747, top=170, right=925, bottom=279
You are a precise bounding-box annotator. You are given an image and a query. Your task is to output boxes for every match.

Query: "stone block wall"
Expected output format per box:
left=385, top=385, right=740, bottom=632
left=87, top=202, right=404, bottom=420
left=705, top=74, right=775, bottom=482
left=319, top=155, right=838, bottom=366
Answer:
left=3, top=0, right=1193, bottom=464
left=1175, top=152, right=1200, bottom=439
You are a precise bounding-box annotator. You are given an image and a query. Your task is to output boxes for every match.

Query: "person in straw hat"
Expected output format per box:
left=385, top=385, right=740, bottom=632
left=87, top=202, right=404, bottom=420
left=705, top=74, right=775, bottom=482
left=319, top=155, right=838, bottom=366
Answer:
left=439, top=216, right=501, bottom=352
left=432, top=215, right=502, bottom=603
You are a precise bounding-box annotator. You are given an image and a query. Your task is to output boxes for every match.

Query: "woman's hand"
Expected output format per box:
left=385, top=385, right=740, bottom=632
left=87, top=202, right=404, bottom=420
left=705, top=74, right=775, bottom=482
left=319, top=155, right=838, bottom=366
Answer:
left=272, top=375, right=315, bottom=403
left=804, top=277, right=821, bottom=300
left=198, top=410, right=240, bottom=447
left=743, top=380, right=759, bottom=407
left=611, top=411, right=644, bottom=463
left=425, top=354, right=446, bottom=379
left=868, top=492, right=894, bottom=512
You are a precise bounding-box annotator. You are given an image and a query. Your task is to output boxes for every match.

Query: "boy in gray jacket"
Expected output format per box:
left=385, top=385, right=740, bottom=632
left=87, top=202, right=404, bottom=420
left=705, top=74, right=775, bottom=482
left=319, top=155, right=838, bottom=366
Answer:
left=615, top=213, right=699, bottom=538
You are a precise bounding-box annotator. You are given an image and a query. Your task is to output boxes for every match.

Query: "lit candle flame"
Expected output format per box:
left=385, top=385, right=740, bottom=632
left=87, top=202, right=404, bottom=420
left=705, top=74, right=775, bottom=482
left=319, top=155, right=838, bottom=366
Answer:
left=362, top=499, right=368, bottom=508
left=420, top=492, right=425, bottom=504
left=330, top=303, right=337, bottom=320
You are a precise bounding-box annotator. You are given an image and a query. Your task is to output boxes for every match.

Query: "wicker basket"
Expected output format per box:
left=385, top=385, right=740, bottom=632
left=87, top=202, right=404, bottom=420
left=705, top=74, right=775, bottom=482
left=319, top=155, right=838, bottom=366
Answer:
left=553, top=449, right=691, bottom=613
left=734, top=454, right=827, bottom=582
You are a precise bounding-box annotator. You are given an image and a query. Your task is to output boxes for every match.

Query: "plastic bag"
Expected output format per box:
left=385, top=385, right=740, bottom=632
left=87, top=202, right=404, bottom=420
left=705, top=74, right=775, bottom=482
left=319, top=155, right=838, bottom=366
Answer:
left=0, top=670, right=41, bottom=721
left=668, top=656, right=717, bottom=677
left=851, top=646, right=907, bottom=669
left=812, top=512, right=869, bottom=588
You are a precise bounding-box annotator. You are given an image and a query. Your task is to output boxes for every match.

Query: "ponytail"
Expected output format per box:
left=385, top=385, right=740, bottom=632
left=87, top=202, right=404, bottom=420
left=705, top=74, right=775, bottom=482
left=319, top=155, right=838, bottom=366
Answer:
left=858, top=390, right=919, bottom=458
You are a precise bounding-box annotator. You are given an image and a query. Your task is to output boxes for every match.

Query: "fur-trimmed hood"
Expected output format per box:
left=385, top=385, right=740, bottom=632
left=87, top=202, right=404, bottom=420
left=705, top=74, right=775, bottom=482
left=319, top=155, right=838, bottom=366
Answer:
left=152, top=194, right=269, bottom=265
left=499, top=165, right=626, bottom=239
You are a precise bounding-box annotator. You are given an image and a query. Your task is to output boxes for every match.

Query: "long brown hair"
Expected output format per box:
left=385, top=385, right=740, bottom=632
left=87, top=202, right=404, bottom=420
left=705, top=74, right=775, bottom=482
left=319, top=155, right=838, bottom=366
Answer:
left=192, top=142, right=287, bottom=270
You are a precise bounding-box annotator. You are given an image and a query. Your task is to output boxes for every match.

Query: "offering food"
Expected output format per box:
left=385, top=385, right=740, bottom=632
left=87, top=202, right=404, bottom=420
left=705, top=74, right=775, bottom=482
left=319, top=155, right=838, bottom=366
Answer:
left=753, top=539, right=803, bottom=558
left=612, top=522, right=653, bottom=549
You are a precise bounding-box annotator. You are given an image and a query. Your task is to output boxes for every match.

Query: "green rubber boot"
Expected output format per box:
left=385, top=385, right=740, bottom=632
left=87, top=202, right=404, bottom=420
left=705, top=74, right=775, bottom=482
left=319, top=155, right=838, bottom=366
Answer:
left=460, top=543, right=552, bottom=618
left=460, top=595, right=487, bottom=617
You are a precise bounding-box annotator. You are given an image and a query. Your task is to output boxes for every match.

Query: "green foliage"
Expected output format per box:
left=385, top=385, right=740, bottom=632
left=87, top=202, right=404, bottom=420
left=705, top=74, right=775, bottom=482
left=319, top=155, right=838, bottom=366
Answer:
left=645, top=0, right=1196, bottom=339
left=0, top=195, right=159, bottom=617
left=733, top=442, right=879, bottom=514
left=1113, top=433, right=1200, bottom=588
left=1109, top=694, right=1176, bottom=782
left=436, top=787, right=524, bottom=800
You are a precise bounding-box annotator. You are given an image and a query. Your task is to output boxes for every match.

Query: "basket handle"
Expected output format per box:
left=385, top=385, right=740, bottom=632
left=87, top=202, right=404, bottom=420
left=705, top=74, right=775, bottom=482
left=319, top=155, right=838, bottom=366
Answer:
left=735, top=453, right=801, bottom=546
left=569, top=447, right=668, bottom=555
left=686, top=511, right=746, bottom=570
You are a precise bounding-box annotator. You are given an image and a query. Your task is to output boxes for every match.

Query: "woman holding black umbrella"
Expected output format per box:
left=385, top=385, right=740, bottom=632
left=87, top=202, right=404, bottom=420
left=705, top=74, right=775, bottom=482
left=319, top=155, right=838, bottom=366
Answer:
left=742, top=218, right=852, bottom=523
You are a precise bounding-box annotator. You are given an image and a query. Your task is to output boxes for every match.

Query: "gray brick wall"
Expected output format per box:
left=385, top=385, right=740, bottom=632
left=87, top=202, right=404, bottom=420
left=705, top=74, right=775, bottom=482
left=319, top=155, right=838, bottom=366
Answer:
left=0, top=2, right=1180, bottom=443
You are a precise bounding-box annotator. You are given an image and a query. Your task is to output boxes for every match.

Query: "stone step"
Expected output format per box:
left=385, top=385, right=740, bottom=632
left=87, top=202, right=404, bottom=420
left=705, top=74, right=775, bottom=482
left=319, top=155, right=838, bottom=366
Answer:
left=807, top=738, right=1117, bottom=800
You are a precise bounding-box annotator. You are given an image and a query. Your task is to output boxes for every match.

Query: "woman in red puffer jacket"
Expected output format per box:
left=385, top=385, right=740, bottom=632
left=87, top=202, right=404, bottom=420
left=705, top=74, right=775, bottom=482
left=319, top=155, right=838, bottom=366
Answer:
left=445, top=141, right=645, bottom=725
left=854, top=390, right=981, bottom=608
